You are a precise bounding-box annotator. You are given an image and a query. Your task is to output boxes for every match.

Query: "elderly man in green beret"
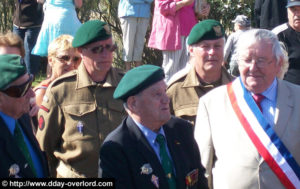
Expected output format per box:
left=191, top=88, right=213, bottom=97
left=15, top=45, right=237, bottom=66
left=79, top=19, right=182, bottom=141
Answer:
left=36, top=20, right=125, bottom=178
left=166, top=19, right=234, bottom=125
left=0, top=54, right=49, bottom=178
left=99, top=65, right=208, bottom=189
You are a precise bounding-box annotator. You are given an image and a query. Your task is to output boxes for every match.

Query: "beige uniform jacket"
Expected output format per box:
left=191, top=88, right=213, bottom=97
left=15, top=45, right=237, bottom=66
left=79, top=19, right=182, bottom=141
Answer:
left=194, top=79, right=300, bottom=189
left=36, top=63, right=125, bottom=178
left=167, top=65, right=234, bottom=125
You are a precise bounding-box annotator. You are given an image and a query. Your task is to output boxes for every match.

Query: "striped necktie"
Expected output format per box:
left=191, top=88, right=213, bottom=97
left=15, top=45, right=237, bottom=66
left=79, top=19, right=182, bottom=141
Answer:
left=156, top=134, right=176, bottom=189
left=14, top=121, right=37, bottom=176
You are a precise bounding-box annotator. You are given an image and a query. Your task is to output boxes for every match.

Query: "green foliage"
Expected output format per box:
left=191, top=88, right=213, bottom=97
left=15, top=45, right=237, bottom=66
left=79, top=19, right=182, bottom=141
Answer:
left=209, top=0, right=254, bottom=34
left=0, top=0, right=255, bottom=69
left=0, top=0, right=14, bottom=33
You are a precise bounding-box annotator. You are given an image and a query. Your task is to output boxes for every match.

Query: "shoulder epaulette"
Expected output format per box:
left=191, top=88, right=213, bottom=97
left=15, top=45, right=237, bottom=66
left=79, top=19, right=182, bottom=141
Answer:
left=167, top=64, right=191, bottom=87
left=48, top=70, right=77, bottom=89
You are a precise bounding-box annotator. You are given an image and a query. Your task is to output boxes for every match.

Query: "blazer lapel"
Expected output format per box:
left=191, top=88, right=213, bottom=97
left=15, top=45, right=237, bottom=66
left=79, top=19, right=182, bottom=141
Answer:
left=274, top=80, right=293, bottom=138
left=126, top=117, right=169, bottom=188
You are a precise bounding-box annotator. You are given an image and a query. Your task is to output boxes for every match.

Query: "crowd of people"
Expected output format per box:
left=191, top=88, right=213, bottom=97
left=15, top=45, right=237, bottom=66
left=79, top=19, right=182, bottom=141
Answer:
left=0, top=0, right=300, bottom=189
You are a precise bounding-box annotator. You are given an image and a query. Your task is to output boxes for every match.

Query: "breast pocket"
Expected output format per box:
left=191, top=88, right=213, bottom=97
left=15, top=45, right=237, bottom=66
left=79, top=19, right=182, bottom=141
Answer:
left=63, top=103, right=98, bottom=142
left=107, top=100, right=125, bottom=126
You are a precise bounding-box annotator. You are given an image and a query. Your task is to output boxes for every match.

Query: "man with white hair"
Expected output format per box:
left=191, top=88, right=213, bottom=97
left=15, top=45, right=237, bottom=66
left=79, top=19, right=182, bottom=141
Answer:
left=195, top=29, right=300, bottom=189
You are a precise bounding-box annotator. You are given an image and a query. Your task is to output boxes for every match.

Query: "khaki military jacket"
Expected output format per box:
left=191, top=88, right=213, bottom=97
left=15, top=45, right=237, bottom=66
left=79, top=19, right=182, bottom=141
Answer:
left=36, top=63, right=125, bottom=178
left=167, top=65, right=234, bottom=125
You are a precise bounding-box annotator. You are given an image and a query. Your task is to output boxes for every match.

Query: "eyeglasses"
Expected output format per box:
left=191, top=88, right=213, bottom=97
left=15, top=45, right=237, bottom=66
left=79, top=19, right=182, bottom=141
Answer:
left=85, top=44, right=117, bottom=54
left=240, top=57, right=274, bottom=68
left=1, top=74, right=33, bottom=98
left=55, top=55, right=81, bottom=63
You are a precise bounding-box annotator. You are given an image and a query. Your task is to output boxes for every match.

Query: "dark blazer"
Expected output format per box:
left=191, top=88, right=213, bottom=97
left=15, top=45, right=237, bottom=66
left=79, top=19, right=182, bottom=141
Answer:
left=0, top=114, right=49, bottom=178
left=99, top=116, right=208, bottom=189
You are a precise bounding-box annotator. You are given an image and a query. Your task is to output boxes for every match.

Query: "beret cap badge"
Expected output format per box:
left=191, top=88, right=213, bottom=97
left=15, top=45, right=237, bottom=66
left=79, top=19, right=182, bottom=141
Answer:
left=104, top=24, right=111, bottom=35
left=213, top=26, right=222, bottom=37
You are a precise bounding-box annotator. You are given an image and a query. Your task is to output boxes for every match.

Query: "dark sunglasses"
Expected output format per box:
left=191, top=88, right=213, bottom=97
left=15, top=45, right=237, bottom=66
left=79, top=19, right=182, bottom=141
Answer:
left=56, top=55, right=81, bottom=63
left=87, top=44, right=117, bottom=54
left=1, top=74, right=33, bottom=98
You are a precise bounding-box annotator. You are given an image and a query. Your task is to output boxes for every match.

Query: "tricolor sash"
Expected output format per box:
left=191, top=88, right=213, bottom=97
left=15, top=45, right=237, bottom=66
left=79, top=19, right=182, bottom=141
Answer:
left=227, top=78, right=300, bottom=189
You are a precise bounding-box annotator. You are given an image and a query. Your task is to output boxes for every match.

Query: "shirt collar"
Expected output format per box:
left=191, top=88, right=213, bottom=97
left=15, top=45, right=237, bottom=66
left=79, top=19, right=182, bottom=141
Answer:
left=76, top=63, right=119, bottom=89
left=261, top=78, right=277, bottom=102
left=132, top=118, right=165, bottom=146
left=182, top=66, right=233, bottom=88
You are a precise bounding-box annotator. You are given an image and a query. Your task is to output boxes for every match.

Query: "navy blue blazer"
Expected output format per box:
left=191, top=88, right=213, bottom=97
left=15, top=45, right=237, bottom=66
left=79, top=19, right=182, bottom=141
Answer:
left=0, top=114, right=49, bottom=178
left=100, top=116, right=208, bottom=189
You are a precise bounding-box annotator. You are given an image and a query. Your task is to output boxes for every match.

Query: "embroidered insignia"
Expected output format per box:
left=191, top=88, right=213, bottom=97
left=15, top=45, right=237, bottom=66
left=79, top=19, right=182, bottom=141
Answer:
left=185, top=169, right=199, bottom=187
left=213, top=25, right=222, bottom=37
left=140, top=163, right=153, bottom=175
left=40, top=105, right=49, bottom=113
left=38, top=116, right=45, bottom=130
left=77, top=121, right=84, bottom=135
left=151, top=174, right=159, bottom=188
left=104, top=25, right=111, bottom=35
left=9, top=164, right=20, bottom=177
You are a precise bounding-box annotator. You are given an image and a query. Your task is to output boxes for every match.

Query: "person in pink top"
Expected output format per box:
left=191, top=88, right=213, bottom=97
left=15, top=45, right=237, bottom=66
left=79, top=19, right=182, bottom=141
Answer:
left=148, top=0, right=210, bottom=82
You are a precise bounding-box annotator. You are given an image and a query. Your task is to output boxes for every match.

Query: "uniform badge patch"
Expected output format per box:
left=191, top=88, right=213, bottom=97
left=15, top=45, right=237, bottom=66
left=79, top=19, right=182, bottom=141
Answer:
left=185, top=169, right=199, bottom=187
left=38, top=116, right=45, bottom=130
left=140, top=163, right=153, bottom=175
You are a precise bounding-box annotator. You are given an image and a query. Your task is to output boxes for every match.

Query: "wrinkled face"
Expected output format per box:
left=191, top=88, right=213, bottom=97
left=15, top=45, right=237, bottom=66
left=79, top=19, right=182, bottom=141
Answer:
left=288, top=6, right=300, bottom=32
left=80, top=37, right=114, bottom=75
left=0, top=46, right=21, bottom=56
left=49, top=49, right=81, bottom=76
left=0, top=74, right=35, bottom=119
left=238, top=41, right=282, bottom=93
left=134, top=80, right=171, bottom=130
left=189, top=38, right=224, bottom=74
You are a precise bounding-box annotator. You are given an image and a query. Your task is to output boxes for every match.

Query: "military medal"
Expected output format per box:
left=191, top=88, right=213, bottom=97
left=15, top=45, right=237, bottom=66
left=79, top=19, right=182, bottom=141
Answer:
left=9, top=164, right=20, bottom=178
left=151, top=174, right=159, bottom=188
left=140, top=163, right=153, bottom=175
left=77, top=121, right=84, bottom=135
left=185, top=169, right=199, bottom=187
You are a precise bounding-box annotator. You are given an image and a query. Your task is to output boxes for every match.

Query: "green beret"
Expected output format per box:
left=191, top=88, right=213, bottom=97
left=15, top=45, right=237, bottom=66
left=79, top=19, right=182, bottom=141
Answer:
left=113, top=65, right=165, bottom=101
left=0, top=54, right=27, bottom=90
left=72, top=20, right=112, bottom=47
left=187, top=19, right=225, bottom=45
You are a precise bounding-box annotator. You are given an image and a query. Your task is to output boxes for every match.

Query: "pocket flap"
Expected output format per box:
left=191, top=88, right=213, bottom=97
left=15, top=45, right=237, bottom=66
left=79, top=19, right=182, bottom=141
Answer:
left=63, top=103, right=96, bottom=116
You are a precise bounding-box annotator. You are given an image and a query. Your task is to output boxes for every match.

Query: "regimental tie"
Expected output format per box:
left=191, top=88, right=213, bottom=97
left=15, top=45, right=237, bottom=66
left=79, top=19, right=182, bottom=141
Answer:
left=156, top=134, right=176, bottom=189
left=252, top=94, right=265, bottom=112
left=14, top=121, right=37, bottom=176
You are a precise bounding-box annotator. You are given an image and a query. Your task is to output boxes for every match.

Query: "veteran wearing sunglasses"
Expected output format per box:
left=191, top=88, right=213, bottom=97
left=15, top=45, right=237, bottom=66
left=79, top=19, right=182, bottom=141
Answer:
left=36, top=20, right=125, bottom=178
left=33, top=34, right=81, bottom=107
left=0, top=54, right=49, bottom=178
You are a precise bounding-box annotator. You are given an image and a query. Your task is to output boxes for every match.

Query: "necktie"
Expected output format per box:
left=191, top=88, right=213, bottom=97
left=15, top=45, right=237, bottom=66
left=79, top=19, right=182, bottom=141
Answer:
left=156, top=134, right=176, bottom=189
left=253, top=94, right=265, bottom=112
left=14, top=121, right=37, bottom=176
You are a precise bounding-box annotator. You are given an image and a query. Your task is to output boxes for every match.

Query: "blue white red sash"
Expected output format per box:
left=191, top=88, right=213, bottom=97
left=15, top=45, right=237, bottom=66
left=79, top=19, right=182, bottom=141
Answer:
left=227, top=78, right=300, bottom=189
